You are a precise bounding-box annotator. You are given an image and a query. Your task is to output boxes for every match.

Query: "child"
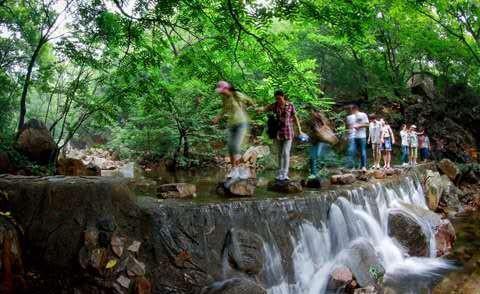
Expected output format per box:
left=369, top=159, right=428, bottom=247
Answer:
left=419, top=130, right=430, bottom=162
left=400, top=124, right=409, bottom=166
left=408, top=125, right=420, bottom=166
left=380, top=119, right=395, bottom=169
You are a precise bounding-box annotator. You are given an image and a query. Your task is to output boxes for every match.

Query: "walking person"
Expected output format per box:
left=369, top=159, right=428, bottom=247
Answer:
left=380, top=119, right=395, bottom=169
left=346, top=104, right=369, bottom=171
left=400, top=124, right=410, bottom=166
left=368, top=114, right=382, bottom=169
left=419, top=130, right=430, bottom=162
left=260, top=90, right=304, bottom=181
left=212, top=81, right=254, bottom=174
left=307, top=107, right=337, bottom=179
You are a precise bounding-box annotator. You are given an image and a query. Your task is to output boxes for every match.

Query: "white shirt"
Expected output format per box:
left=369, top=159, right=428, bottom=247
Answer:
left=369, top=120, right=382, bottom=144
left=352, top=112, right=369, bottom=139
left=400, top=130, right=409, bottom=146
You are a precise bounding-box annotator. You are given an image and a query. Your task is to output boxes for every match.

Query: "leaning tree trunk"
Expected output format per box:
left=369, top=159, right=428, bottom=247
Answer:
left=17, top=39, right=45, bottom=137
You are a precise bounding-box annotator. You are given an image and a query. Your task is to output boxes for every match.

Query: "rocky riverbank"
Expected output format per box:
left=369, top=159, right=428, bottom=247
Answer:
left=0, top=161, right=477, bottom=294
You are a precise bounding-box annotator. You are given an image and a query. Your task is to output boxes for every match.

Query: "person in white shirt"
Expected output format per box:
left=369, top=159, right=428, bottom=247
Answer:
left=346, top=104, right=369, bottom=171
left=408, top=125, right=422, bottom=166
left=400, top=124, right=410, bottom=166
left=380, top=119, right=395, bottom=169
left=367, top=114, right=382, bottom=169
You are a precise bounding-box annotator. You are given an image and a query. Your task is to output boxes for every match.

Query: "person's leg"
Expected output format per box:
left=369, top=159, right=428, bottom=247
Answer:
left=309, top=142, right=321, bottom=177
left=228, top=124, right=247, bottom=167
left=375, top=144, right=382, bottom=168
left=346, top=138, right=356, bottom=169
left=412, top=147, right=418, bottom=165
left=282, top=139, right=293, bottom=179
left=401, top=146, right=408, bottom=164
left=358, top=138, right=367, bottom=170
left=277, top=140, right=284, bottom=179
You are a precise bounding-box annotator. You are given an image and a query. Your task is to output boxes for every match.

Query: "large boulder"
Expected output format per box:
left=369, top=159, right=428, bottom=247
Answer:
left=201, top=278, right=266, bottom=294
left=17, top=119, right=56, bottom=164
left=157, top=183, right=196, bottom=199
left=222, top=229, right=265, bottom=276
left=437, top=159, right=460, bottom=182
left=388, top=204, right=456, bottom=257
left=407, top=73, right=436, bottom=99
left=343, top=240, right=385, bottom=287
left=388, top=210, right=429, bottom=257
left=268, top=180, right=303, bottom=194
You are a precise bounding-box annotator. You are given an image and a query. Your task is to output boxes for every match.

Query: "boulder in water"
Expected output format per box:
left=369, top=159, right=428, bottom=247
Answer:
left=301, top=177, right=322, bottom=188
left=435, top=219, right=456, bottom=257
left=424, top=170, right=448, bottom=210
left=268, top=180, right=303, bottom=193
left=387, top=210, right=429, bottom=257
left=217, top=179, right=257, bottom=197
left=157, top=183, right=197, bottom=199
left=17, top=119, right=56, bottom=164
left=331, top=174, right=356, bottom=185
left=439, top=178, right=464, bottom=214
left=222, top=228, right=265, bottom=276
left=201, top=278, right=266, bottom=294
left=373, top=170, right=386, bottom=180
left=437, top=159, right=460, bottom=182
left=327, top=266, right=354, bottom=290
left=344, top=240, right=385, bottom=287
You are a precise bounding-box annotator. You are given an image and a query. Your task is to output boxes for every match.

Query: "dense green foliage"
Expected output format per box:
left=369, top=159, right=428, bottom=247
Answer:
left=0, top=0, right=479, bottom=166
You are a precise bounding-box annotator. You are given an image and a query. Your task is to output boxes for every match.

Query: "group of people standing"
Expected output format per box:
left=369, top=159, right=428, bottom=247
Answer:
left=213, top=80, right=430, bottom=182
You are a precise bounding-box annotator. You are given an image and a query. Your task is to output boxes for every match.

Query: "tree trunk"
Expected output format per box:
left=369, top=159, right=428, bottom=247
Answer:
left=17, top=38, right=45, bottom=136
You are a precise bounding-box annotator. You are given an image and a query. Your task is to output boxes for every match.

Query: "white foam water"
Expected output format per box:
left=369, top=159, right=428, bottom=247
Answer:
left=266, top=177, right=454, bottom=294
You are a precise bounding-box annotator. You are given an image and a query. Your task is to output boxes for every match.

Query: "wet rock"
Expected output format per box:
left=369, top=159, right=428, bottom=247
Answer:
left=111, top=235, right=124, bottom=258
left=223, top=228, right=265, bottom=276
left=135, top=276, right=152, bottom=294
left=126, top=257, right=146, bottom=277
left=201, top=278, right=266, bottom=294
left=267, top=180, right=303, bottom=193
left=218, top=179, right=257, bottom=197
left=157, top=183, right=197, bottom=199
left=424, top=170, right=448, bottom=210
left=127, top=241, right=141, bottom=253
left=435, top=219, right=456, bottom=257
left=301, top=177, right=322, bottom=188
left=344, top=240, right=385, bottom=287
left=16, top=119, right=56, bottom=164
left=327, top=266, right=354, bottom=290
left=437, top=159, right=460, bottom=182
left=331, top=174, right=356, bottom=185
left=440, top=179, right=464, bottom=214
left=373, top=170, right=386, bottom=180
left=388, top=210, right=428, bottom=257
left=354, top=285, right=378, bottom=294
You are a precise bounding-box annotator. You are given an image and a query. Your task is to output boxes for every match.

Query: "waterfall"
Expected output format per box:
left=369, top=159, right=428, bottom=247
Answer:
left=264, top=176, right=454, bottom=293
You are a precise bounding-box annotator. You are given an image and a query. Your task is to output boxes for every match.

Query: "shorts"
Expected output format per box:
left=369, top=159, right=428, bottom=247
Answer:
left=382, top=137, right=392, bottom=151
left=372, top=143, right=381, bottom=153
left=410, top=147, right=418, bottom=158
left=228, top=123, right=248, bottom=155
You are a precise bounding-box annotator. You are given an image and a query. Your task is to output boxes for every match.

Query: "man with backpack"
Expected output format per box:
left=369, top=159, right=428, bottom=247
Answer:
left=259, top=90, right=305, bottom=181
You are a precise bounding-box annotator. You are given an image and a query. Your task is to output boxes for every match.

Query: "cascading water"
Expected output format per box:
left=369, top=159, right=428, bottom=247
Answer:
left=265, top=176, right=454, bottom=293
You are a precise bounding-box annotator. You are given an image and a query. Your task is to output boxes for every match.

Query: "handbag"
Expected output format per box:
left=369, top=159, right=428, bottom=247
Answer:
left=266, top=114, right=279, bottom=139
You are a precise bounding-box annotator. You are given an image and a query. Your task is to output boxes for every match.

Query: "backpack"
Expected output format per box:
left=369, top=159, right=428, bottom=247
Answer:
left=266, top=114, right=279, bottom=139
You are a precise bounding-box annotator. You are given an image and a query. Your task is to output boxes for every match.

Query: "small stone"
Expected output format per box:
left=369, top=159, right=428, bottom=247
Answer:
left=84, top=228, right=98, bottom=249
left=373, top=170, right=386, bottom=179
left=331, top=174, right=356, bottom=185
left=268, top=180, right=303, bottom=194
left=135, top=277, right=152, bottom=294
left=128, top=241, right=141, bottom=253
left=111, top=235, right=124, bottom=258
left=117, top=275, right=131, bottom=289
left=127, top=257, right=146, bottom=277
